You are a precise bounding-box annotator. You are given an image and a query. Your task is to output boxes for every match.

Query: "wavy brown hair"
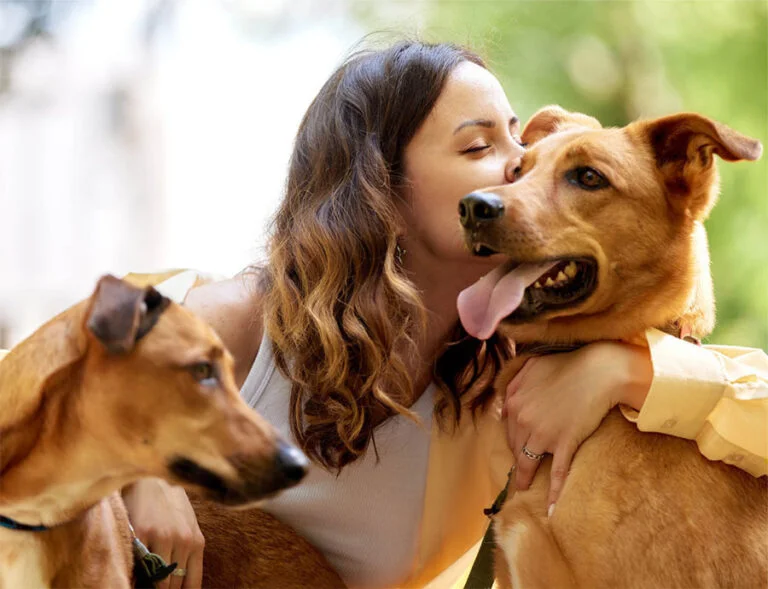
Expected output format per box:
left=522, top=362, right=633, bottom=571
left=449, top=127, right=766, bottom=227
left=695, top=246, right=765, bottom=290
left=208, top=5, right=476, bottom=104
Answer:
left=262, top=40, right=511, bottom=471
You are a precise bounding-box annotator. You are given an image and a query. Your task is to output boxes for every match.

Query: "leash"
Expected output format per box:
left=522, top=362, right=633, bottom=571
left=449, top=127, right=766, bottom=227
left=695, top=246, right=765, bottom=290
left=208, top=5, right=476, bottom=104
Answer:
left=463, top=466, right=515, bottom=589
left=0, top=514, right=49, bottom=532
left=130, top=523, right=178, bottom=589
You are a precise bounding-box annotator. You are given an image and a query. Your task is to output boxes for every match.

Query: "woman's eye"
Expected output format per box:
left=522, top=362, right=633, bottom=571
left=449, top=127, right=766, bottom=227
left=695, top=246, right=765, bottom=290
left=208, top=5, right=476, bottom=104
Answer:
left=513, top=135, right=528, bottom=148
left=566, top=166, right=610, bottom=191
left=462, top=144, right=491, bottom=154
left=189, top=362, right=217, bottom=385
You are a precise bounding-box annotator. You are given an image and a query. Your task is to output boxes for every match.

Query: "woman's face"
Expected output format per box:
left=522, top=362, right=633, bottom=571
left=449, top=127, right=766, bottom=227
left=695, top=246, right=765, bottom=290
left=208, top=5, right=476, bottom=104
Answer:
left=401, top=61, right=524, bottom=268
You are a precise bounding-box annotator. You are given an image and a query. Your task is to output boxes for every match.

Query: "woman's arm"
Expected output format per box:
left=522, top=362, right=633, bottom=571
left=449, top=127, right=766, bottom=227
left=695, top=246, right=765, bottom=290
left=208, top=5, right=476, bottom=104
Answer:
left=504, top=330, right=768, bottom=513
left=503, top=341, right=652, bottom=511
left=620, top=329, right=768, bottom=478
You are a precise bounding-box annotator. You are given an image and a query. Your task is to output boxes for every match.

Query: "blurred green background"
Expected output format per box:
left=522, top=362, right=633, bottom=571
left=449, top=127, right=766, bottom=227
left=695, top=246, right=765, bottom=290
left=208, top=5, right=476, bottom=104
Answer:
left=358, top=0, right=768, bottom=348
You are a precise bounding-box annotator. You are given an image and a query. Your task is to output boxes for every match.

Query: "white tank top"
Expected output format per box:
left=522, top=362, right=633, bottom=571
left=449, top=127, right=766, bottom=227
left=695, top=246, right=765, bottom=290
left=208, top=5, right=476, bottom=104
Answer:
left=240, top=333, right=434, bottom=589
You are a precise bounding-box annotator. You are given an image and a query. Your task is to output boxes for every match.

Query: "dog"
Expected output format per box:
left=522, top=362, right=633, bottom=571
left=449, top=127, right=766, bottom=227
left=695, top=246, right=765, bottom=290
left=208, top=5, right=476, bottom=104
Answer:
left=125, top=271, right=347, bottom=588
left=457, top=106, right=767, bottom=587
left=123, top=271, right=346, bottom=588
left=0, top=275, right=310, bottom=589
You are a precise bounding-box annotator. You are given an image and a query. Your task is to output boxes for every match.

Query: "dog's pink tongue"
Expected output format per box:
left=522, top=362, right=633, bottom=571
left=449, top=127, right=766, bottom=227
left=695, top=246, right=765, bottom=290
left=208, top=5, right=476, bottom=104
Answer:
left=457, top=261, right=558, bottom=340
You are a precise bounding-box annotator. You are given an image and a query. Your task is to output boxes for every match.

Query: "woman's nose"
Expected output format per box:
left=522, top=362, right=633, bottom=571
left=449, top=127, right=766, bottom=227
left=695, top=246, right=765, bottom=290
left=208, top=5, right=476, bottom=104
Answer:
left=505, top=158, right=523, bottom=183
left=504, top=144, right=525, bottom=183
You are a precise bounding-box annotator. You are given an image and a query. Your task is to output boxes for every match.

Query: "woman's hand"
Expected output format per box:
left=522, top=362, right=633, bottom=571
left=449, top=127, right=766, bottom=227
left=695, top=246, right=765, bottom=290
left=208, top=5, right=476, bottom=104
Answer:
left=502, top=341, right=652, bottom=513
left=122, top=478, right=205, bottom=589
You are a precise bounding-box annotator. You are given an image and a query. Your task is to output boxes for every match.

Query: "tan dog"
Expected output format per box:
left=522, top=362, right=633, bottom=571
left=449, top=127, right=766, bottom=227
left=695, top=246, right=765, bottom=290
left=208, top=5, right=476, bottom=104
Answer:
left=457, top=107, right=767, bottom=587
left=0, top=275, right=309, bottom=589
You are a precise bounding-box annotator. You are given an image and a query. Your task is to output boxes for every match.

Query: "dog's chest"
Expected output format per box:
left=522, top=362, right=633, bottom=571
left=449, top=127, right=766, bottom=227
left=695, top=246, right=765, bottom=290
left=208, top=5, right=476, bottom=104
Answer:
left=0, top=531, right=48, bottom=589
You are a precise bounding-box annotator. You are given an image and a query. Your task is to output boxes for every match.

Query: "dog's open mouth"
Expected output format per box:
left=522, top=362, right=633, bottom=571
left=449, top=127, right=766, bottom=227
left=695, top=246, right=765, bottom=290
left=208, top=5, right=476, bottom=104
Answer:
left=457, top=257, right=597, bottom=339
left=514, top=258, right=596, bottom=319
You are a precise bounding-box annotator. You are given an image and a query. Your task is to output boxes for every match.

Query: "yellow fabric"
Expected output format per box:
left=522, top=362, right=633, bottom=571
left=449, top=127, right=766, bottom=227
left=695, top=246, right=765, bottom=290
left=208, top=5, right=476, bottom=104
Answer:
left=620, top=328, right=768, bottom=478
left=406, top=400, right=510, bottom=587
left=123, top=269, right=219, bottom=303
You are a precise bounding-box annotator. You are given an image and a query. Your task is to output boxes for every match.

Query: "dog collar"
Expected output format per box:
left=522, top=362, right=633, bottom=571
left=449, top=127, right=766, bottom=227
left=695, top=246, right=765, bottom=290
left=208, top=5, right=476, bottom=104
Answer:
left=0, top=514, right=49, bottom=532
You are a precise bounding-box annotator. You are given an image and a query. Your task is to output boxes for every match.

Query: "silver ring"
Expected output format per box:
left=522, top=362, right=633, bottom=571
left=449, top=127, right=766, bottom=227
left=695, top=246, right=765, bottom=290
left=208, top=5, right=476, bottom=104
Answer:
left=171, top=568, right=187, bottom=577
left=521, top=445, right=545, bottom=461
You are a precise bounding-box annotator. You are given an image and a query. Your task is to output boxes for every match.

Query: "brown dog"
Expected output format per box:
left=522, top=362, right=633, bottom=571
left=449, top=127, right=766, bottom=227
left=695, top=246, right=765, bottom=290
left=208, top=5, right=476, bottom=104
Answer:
left=0, top=275, right=309, bottom=589
left=125, top=272, right=346, bottom=588
left=457, top=107, right=767, bottom=587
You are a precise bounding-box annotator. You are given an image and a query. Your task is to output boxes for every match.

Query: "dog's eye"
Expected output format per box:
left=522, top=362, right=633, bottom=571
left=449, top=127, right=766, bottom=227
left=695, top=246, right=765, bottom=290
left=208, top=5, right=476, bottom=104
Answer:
left=189, top=362, right=217, bottom=386
left=567, top=167, right=610, bottom=191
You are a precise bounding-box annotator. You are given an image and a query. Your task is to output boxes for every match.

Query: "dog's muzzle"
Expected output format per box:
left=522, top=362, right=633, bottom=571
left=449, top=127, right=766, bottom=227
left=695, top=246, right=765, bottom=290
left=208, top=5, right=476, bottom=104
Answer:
left=459, top=192, right=505, bottom=230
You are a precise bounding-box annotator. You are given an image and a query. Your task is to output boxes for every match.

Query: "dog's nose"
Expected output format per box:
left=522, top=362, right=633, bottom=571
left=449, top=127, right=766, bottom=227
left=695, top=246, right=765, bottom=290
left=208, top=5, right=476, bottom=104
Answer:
left=459, top=192, right=505, bottom=229
left=274, top=440, right=309, bottom=483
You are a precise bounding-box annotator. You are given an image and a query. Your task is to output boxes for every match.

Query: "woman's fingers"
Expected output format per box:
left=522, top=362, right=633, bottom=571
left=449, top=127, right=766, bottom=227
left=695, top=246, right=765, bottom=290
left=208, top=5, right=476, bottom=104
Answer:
left=515, top=436, right=547, bottom=491
left=168, top=486, right=204, bottom=589
left=123, top=479, right=205, bottom=589
left=145, top=533, right=173, bottom=589
left=184, top=545, right=205, bottom=589
left=168, top=549, right=189, bottom=589
left=502, top=359, right=534, bottom=419
left=547, top=440, right=579, bottom=512
left=512, top=427, right=528, bottom=469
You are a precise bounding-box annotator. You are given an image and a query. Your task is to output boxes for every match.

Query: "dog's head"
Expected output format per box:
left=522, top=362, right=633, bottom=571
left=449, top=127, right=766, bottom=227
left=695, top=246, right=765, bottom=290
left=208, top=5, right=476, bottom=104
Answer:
left=77, top=275, right=307, bottom=507
left=457, top=106, right=762, bottom=343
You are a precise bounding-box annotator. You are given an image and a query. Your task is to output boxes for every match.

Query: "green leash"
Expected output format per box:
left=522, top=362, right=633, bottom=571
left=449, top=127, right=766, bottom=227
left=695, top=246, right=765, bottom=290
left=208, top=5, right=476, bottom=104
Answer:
left=130, top=524, right=178, bottom=589
left=463, top=466, right=515, bottom=589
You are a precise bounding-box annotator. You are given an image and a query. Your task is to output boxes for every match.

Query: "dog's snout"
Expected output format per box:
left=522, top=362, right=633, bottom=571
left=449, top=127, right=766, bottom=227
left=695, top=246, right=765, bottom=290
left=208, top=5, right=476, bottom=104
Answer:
left=459, top=192, right=505, bottom=229
left=274, top=440, right=309, bottom=484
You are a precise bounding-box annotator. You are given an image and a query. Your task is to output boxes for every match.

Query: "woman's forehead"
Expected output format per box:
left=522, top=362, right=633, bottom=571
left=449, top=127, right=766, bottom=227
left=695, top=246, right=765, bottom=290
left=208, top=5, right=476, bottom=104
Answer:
left=427, top=62, right=516, bottom=132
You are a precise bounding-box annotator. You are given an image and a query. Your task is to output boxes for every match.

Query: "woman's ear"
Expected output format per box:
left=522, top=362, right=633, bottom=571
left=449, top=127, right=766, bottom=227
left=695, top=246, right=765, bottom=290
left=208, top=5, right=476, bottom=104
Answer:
left=521, top=105, right=602, bottom=146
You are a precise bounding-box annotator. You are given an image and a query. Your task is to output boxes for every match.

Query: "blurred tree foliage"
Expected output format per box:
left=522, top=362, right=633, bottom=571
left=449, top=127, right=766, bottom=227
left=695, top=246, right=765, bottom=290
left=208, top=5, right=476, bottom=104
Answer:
left=357, top=0, right=767, bottom=348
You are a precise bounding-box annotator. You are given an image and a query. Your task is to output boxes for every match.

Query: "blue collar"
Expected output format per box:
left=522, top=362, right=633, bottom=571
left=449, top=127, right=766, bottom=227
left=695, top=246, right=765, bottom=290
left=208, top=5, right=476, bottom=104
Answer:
left=0, top=514, right=49, bottom=532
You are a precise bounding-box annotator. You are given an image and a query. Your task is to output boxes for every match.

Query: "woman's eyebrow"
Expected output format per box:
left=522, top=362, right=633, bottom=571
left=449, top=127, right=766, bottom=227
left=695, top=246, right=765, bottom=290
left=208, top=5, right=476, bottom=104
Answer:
left=454, top=116, right=519, bottom=135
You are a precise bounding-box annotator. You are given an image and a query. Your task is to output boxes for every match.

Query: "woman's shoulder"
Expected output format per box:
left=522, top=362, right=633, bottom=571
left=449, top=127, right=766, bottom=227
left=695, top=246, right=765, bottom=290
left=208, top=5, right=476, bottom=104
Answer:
left=184, top=269, right=265, bottom=387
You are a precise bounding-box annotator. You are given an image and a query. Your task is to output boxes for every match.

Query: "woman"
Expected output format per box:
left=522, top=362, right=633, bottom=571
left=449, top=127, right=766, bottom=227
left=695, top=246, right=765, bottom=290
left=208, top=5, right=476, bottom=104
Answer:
left=122, top=40, right=768, bottom=589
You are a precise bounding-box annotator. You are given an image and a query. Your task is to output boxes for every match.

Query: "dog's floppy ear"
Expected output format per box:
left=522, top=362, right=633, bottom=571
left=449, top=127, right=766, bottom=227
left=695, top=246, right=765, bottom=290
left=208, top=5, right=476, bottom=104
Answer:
left=521, top=105, right=602, bottom=146
left=86, top=275, right=170, bottom=354
left=641, top=113, right=762, bottom=219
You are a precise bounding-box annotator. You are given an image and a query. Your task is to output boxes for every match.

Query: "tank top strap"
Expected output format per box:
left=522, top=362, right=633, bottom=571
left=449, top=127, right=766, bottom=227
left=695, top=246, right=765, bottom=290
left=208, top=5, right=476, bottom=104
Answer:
left=240, top=328, right=276, bottom=409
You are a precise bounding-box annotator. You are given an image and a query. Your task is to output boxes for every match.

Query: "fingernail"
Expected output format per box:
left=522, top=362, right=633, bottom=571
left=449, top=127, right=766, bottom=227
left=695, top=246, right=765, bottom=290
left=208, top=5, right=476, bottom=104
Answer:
left=547, top=503, right=556, bottom=518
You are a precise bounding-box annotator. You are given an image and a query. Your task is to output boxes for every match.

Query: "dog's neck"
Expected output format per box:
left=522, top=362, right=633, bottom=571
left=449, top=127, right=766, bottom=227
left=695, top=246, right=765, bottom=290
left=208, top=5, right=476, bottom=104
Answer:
left=0, top=421, right=142, bottom=527
left=0, top=303, right=143, bottom=527
left=0, top=374, right=143, bottom=527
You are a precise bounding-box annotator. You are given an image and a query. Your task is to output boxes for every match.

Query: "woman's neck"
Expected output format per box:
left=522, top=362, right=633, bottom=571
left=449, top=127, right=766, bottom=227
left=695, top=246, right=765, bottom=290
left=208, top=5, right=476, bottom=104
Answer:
left=401, top=249, right=502, bottom=398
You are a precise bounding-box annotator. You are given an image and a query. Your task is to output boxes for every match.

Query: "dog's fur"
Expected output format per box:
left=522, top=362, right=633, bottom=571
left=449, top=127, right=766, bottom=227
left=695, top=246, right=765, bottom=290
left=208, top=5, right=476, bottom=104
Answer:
left=460, top=107, right=767, bottom=587
left=188, top=490, right=346, bottom=588
left=0, top=275, right=310, bottom=589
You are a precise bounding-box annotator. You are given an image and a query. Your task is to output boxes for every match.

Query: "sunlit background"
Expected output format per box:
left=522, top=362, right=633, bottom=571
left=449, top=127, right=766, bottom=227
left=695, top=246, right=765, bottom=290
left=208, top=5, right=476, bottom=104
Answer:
left=1, top=0, right=766, bottom=349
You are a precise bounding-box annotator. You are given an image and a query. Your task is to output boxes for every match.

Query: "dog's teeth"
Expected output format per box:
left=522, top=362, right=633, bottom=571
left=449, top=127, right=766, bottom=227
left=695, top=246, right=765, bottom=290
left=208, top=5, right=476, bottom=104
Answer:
left=556, top=271, right=568, bottom=283
left=534, top=281, right=542, bottom=288
left=545, top=277, right=555, bottom=287
left=565, top=262, right=577, bottom=278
